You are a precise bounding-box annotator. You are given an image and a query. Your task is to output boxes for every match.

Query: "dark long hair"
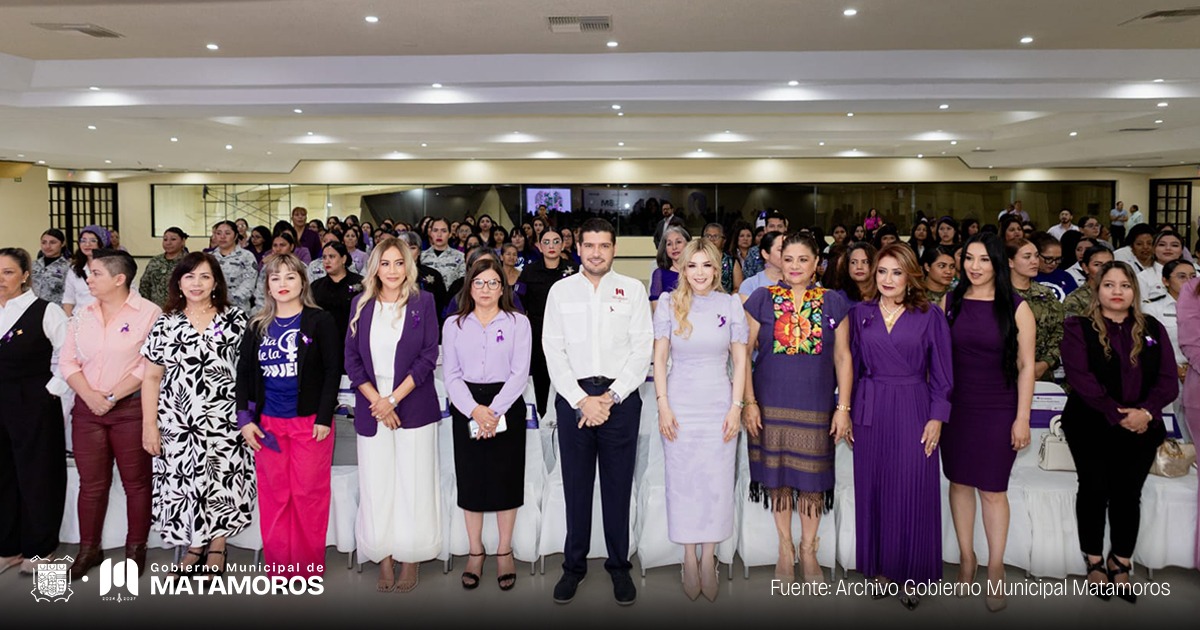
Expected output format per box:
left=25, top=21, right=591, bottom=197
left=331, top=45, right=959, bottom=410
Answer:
left=452, top=258, right=517, bottom=326
left=947, top=233, right=1019, bottom=386
left=72, top=227, right=108, bottom=279
left=836, top=241, right=877, bottom=301
left=164, top=252, right=232, bottom=314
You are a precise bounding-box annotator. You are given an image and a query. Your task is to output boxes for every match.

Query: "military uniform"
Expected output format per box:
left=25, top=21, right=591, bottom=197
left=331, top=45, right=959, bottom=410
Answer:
left=31, top=256, right=71, bottom=305
left=1062, top=283, right=1093, bottom=319
left=138, top=253, right=183, bottom=308
left=420, top=247, right=465, bottom=288
left=211, top=247, right=258, bottom=313
left=1015, top=282, right=1065, bottom=381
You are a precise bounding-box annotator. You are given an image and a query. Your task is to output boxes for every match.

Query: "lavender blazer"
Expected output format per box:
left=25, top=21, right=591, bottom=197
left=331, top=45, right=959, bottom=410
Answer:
left=344, top=291, right=441, bottom=436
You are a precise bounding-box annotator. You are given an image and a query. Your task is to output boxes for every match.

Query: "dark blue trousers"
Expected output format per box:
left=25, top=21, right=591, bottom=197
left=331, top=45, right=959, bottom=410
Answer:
left=555, top=378, right=641, bottom=577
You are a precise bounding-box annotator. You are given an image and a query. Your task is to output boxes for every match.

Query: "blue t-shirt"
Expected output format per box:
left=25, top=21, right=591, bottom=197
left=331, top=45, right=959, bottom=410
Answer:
left=259, top=316, right=301, bottom=418
left=1034, top=270, right=1077, bottom=302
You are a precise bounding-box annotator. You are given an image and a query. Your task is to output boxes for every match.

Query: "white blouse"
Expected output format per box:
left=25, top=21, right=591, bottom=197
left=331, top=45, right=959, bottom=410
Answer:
left=369, top=299, right=407, bottom=394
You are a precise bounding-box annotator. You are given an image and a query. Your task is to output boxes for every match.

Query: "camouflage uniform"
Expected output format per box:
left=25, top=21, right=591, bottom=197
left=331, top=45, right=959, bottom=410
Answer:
left=1015, top=282, right=1065, bottom=381
left=420, top=247, right=465, bottom=288
left=138, top=253, right=183, bottom=308
left=212, top=247, right=258, bottom=313
left=31, top=255, right=71, bottom=304
left=305, top=257, right=361, bottom=284
left=926, top=286, right=949, bottom=306
left=1062, top=283, right=1093, bottom=319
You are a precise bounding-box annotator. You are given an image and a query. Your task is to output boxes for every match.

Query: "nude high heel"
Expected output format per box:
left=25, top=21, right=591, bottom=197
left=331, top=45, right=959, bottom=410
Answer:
left=798, top=537, right=824, bottom=584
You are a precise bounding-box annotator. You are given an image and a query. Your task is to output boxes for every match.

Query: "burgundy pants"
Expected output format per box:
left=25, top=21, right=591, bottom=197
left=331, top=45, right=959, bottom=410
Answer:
left=72, top=397, right=151, bottom=548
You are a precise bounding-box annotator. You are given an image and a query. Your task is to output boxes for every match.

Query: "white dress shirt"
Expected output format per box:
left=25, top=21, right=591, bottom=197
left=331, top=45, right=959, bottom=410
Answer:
left=61, top=267, right=95, bottom=311
left=0, top=289, right=69, bottom=395
left=542, top=269, right=653, bottom=408
left=1138, top=263, right=1167, bottom=302
left=1142, top=293, right=1183, bottom=367
left=1047, top=224, right=1079, bottom=241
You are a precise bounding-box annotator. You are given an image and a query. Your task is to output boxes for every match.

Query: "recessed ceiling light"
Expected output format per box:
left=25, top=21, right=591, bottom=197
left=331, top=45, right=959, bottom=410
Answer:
left=988, top=165, right=994, bottom=169
left=87, top=125, right=96, bottom=130
left=1069, top=131, right=1078, bottom=137
left=16, top=154, right=23, bottom=158
left=1155, top=119, right=1164, bottom=124
left=1153, top=78, right=1164, bottom=83
left=818, top=141, right=825, bottom=146
left=1157, top=101, right=1169, bottom=107
left=846, top=112, right=854, bottom=117
left=266, top=151, right=272, bottom=155
left=917, top=154, right=924, bottom=158
left=939, top=104, right=949, bottom=110
left=364, top=16, right=379, bottom=23
left=206, top=43, right=220, bottom=51
left=431, top=83, right=443, bottom=88
left=611, top=104, right=622, bottom=110
left=724, top=130, right=731, bottom=134
left=512, top=131, right=520, bottom=134
left=975, top=146, right=981, bottom=150
left=104, top=160, right=111, bottom=164
left=225, top=144, right=233, bottom=150
left=617, top=112, right=624, bottom=116
left=949, top=140, right=958, bottom=145
left=170, top=137, right=178, bottom=142
left=157, top=164, right=163, bottom=168
left=36, top=160, right=45, bottom=165
left=306, top=131, right=314, bottom=135
left=941, top=151, right=947, bottom=155
left=293, top=108, right=303, bottom=114
left=606, top=41, right=618, bottom=48
left=843, top=8, right=858, bottom=17
left=787, top=80, right=799, bottom=86
left=420, top=143, right=427, bottom=147
left=1019, top=36, right=1033, bottom=44
left=88, top=86, right=100, bottom=91
left=696, top=148, right=704, bottom=152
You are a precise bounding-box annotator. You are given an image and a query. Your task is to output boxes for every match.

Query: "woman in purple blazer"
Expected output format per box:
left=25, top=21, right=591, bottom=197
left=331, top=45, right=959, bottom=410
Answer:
left=344, top=237, right=441, bottom=594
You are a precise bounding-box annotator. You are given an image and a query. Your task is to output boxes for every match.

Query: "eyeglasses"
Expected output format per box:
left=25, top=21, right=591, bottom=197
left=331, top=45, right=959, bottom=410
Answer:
left=472, top=279, right=502, bottom=290
left=78, top=237, right=99, bottom=245
left=1039, top=255, right=1062, bottom=264
left=703, top=234, right=724, bottom=242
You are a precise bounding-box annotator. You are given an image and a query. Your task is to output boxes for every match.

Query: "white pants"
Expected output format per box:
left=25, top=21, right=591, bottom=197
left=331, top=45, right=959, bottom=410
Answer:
left=355, top=422, right=442, bottom=563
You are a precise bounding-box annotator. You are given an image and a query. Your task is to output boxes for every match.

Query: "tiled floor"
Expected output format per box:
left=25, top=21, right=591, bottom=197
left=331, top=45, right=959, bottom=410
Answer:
left=5, top=545, right=1199, bottom=627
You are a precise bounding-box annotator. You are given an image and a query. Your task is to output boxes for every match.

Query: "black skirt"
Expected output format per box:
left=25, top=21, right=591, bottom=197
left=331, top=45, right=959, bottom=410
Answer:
left=451, top=382, right=526, bottom=512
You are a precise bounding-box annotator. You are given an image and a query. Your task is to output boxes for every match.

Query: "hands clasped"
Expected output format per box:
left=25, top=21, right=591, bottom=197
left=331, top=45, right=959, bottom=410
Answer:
left=578, top=393, right=615, bottom=428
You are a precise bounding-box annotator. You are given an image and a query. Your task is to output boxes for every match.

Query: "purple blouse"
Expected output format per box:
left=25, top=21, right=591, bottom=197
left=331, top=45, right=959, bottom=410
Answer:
left=1061, top=316, right=1179, bottom=426
left=441, top=310, right=532, bottom=417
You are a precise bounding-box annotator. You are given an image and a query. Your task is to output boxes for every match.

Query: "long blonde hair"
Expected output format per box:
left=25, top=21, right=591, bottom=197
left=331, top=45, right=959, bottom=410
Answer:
left=348, top=235, right=420, bottom=337
left=249, top=253, right=317, bottom=336
left=1084, top=261, right=1147, bottom=366
left=670, top=239, right=724, bottom=339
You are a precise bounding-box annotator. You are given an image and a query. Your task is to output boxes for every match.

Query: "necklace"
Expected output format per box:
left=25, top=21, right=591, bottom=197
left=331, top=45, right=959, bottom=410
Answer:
left=880, top=300, right=904, bottom=324
left=184, top=303, right=213, bottom=319
left=275, top=311, right=302, bottom=326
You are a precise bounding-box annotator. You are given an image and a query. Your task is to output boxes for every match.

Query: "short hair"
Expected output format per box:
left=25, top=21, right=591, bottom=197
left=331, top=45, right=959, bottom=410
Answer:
left=579, top=218, right=617, bottom=244
left=764, top=210, right=788, bottom=227
left=91, top=249, right=137, bottom=289
left=702, top=222, right=724, bottom=236
left=164, top=252, right=230, bottom=314
left=1124, top=223, right=1155, bottom=243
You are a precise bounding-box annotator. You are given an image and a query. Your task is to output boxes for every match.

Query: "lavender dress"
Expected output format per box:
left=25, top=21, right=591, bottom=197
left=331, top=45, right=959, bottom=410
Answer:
left=654, top=291, right=748, bottom=543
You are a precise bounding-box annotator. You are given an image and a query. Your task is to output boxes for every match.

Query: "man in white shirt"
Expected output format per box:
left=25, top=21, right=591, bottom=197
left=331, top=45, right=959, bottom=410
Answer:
left=1127, top=204, right=1145, bottom=228
left=1110, top=201, right=1129, bottom=247
left=1047, top=208, right=1080, bottom=241
left=542, top=218, right=653, bottom=606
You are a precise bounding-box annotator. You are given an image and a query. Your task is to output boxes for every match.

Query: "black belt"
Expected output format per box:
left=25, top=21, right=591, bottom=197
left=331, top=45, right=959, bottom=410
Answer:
left=578, top=376, right=615, bottom=388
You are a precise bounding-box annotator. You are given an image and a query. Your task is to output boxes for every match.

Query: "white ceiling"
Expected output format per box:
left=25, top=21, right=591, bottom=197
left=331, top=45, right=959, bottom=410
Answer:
left=0, top=0, right=1198, bottom=174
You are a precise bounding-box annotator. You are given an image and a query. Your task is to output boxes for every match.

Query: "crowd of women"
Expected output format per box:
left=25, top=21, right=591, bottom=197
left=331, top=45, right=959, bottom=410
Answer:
left=1, top=206, right=1197, bottom=614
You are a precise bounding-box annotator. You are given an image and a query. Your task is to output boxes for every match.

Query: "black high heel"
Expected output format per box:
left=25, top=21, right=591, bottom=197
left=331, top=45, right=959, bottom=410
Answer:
left=202, top=549, right=227, bottom=578
left=1106, top=553, right=1137, bottom=604
left=496, top=550, right=516, bottom=591
left=175, top=547, right=206, bottom=577
left=1084, top=554, right=1110, bottom=601
left=461, top=551, right=484, bottom=590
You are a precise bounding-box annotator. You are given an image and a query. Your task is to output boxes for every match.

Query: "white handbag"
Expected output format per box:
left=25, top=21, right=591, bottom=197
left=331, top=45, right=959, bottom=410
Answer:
left=1038, top=416, right=1076, bottom=472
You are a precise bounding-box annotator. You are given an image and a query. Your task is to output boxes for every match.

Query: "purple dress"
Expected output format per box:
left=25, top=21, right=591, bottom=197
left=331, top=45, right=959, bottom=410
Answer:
left=654, top=291, right=748, bottom=543
left=940, top=296, right=1023, bottom=492
left=745, top=282, right=849, bottom=514
left=650, top=268, right=679, bottom=301
left=849, top=301, right=953, bottom=584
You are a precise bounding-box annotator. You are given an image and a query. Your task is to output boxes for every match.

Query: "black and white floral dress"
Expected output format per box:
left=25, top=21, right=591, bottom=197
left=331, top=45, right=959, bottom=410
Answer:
left=141, top=307, right=255, bottom=547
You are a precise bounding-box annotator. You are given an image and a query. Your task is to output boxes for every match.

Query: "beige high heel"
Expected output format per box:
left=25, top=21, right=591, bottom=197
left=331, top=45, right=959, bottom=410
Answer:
left=700, top=556, right=719, bottom=602
left=774, top=540, right=795, bottom=583
left=682, top=558, right=701, bottom=601
left=798, top=537, right=824, bottom=583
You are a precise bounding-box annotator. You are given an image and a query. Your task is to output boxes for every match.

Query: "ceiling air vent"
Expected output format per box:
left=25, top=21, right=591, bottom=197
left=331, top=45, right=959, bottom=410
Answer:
left=547, top=16, right=612, bottom=33
left=1117, top=127, right=1159, bottom=132
left=1123, top=7, right=1200, bottom=24
left=32, top=22, right=124, bottom=38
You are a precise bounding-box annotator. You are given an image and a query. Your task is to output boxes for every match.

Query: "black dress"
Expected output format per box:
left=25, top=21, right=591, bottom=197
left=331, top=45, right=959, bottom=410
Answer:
left=310, top=271, right=363, bottom=341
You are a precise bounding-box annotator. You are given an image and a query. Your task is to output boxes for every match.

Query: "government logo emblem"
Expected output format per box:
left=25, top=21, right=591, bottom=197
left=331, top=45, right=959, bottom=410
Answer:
left=30, top=555, right=74, bottom=602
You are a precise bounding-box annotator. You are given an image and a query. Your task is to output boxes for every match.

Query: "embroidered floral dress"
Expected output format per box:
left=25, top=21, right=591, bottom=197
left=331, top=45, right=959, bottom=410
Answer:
left=140, top=307, right=255, bottom=547
left=743, top=281, right=848, bottom=514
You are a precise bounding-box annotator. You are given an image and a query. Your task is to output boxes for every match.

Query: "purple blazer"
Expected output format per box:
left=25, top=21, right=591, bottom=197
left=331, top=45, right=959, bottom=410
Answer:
left=344, top=291, right=441, bottom=436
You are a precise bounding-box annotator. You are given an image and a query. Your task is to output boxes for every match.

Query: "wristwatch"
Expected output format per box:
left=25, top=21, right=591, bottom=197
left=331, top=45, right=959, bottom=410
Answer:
left=606, top=389, right=622, bottom=405
left=387, top=395, right=397, bottom=405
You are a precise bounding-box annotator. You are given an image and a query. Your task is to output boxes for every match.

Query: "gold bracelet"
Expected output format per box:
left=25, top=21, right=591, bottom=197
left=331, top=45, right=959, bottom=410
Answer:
left=745, top=399, right=757, bottom=406
left=835, top=404, right=851, bottom=412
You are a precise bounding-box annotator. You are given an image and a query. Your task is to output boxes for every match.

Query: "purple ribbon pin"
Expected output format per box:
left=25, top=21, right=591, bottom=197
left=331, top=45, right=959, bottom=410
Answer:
left=0, top=329, right=19, bottom=344
left=411, top=309, right=421, bottom=325
left=120, top=323, right=130, bottom=333
left=212, top=324, right=224, bottom=338
left=497, top=329, right=505, bottom=343
left=300, top=333, right=312, bottom=345
left=717, top=315, right=727, bottom=328
left=1145, top=335, right=1158, bottom=347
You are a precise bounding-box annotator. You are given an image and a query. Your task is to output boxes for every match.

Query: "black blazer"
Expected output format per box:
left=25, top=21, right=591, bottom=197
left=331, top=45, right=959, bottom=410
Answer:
left=236, top=306, right=341, bottom=428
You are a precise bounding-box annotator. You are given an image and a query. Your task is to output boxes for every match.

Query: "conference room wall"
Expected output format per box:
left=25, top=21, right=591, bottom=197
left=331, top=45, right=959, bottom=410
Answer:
left=37, top=158, right=1151, bottom=258
left=0, top=165, right=50, bottom=257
